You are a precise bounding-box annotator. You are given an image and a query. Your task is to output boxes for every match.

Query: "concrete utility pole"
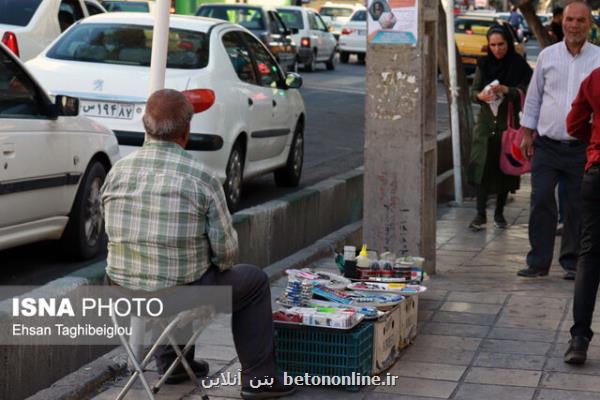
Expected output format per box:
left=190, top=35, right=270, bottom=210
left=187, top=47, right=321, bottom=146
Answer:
left=149, top=0, right=171, bottom=94
left=363, top=0, right=438, bottom=274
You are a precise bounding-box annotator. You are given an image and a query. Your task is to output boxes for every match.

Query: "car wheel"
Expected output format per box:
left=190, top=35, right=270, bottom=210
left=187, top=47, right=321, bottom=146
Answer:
left=358, top=53, right=366, bottom=63
left=340, top=51, right=349, bottom=63
left=61, top=161, right=106, bottom=260
left=325, top=50, right=336, bottom=70
left=224, top=142, right=244, bottom=212
left=274, top=120, right=304, bottom=187
left=305, top=50, right=317, bottom=72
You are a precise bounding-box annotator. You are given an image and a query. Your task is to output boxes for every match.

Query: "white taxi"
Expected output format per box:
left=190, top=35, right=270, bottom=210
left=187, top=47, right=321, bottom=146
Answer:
left=338, top=8, right=367, bottom=63
left=27, top=13, right=306, bottom=211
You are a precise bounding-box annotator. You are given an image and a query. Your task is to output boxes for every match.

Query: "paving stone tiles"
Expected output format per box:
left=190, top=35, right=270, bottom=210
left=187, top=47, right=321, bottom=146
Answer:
left=452, top=383, right=535, bottom=400
left=463, top=367, right=542, bottom=387
left=472, top=352, right=546, bottom=370
left=420, top=322, right=490, bottom=338
left=92, top=173, right=600, bottom=400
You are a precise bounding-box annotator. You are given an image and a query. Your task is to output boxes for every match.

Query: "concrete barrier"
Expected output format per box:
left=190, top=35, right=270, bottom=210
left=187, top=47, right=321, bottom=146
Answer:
left=0, top=168, right=364, bottom=400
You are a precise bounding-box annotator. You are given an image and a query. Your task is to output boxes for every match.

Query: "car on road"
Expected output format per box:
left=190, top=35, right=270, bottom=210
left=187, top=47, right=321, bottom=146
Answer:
left=338, top=7, right=366, bottom=64
left=196, top=3, right=298, bottom=73
left=27, top=13, right=306, bottom=212
left=455, top=15, right=526, bottom=74
left=276, top=6, right=337, bottom=72
left=319, top=2, right=362, bottom=42
left=0, top=42, right=119, bottom=259
left=0, top=0, right=106, bottom=61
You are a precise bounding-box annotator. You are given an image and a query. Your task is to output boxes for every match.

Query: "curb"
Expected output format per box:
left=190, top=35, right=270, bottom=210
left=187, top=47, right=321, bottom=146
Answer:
left=25, top=221, right=362, bottom=400
left=5, top=167, right=364, bottom=400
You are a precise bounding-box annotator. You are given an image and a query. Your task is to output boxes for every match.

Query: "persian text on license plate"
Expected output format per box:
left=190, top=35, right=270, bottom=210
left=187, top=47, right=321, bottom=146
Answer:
left=80, top=101, right=135, bottom=120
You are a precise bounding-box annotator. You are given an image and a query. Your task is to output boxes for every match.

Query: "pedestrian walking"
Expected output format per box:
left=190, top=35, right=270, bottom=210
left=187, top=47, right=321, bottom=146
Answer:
left=564, top=66, right=600, bottom=364
left=467, top=25, right=532, bottom=231
left=509, top=6, right=524, bottom=31
left=518, top=0, right=600, bottom=279
left=548, top=6, right=564, bottom=43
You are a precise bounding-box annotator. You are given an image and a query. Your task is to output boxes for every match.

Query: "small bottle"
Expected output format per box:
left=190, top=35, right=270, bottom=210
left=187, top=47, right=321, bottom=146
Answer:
left=369, top=260, right=381, bottom=277
left=344, top=246, right=356, bottom=261
left=356, top=244, right=370, bottom=279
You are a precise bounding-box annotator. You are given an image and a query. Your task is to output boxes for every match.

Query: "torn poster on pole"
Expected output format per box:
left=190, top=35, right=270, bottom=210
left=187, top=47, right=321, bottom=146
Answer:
left=367, top=0, right=419, bottom=46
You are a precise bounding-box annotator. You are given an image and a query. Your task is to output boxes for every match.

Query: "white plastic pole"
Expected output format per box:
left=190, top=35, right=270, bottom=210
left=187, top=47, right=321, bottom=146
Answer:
left=149, top=0, right=171, bottom=94
left=445, top=0, right=463, bottom=205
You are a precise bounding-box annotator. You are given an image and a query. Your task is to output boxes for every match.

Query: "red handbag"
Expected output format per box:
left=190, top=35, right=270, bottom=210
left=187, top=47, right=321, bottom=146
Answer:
left=500, top=89, right=534, bottom=176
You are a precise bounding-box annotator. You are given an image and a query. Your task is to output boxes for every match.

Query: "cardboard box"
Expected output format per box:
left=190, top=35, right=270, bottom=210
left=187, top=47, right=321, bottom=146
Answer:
left=372, top=305, right=401, bottom=374
left=399, top=295, right=419, bottom=349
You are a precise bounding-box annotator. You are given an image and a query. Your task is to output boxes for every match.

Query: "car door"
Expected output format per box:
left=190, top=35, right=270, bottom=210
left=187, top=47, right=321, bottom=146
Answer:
left=307, top=11, right=323, bottom=58
left=241, top=32, right=292, bottom=161
left=268, top=11, right=295, bottom=70
left=221, top=30, right=272, bottom=163
left=0, top=46, right=71, bottom=228
left=316, top=12, right=336, bottom=58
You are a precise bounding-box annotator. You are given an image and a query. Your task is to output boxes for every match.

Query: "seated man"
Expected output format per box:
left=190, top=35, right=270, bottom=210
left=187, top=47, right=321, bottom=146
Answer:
left=101, top=89, right=295, bottom=399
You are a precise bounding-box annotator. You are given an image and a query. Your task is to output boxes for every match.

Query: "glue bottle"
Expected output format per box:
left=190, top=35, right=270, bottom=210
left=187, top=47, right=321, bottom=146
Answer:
left=356, top=244, right=370, bottom=279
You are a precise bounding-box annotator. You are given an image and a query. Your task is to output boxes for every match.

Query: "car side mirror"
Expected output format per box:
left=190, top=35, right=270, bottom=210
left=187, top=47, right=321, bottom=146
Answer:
left=55, top=95, right=79, bottom=117
left=286, top=72, right=303, bottom=89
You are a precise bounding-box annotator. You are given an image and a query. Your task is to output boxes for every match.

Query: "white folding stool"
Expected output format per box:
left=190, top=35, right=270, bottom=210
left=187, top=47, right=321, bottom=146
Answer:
left=110, top=306, right=214, bottom=400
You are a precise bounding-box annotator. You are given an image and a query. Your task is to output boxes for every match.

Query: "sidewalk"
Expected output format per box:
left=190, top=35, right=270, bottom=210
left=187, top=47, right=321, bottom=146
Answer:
left=91, top=176, right=600, bottom=400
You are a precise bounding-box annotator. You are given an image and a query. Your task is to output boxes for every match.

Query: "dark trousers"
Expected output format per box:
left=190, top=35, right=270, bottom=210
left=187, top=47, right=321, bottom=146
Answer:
left=476, top=186, right=508, bottom=217
left=570, top=166, right=600, bottom=340
left=558, top=176, right=567, bottom=224
left=155, top=264, right=276, bottom=386
left=527, top=136, right=586, bottom=272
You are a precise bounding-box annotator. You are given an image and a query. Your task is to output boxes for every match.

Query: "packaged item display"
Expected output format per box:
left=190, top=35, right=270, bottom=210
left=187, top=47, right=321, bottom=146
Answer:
left=273, top=306, right=363, bottom=329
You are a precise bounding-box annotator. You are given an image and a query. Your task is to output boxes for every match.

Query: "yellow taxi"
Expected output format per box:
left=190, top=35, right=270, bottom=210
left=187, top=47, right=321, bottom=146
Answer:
left=454, top=14, right=526, bottom=73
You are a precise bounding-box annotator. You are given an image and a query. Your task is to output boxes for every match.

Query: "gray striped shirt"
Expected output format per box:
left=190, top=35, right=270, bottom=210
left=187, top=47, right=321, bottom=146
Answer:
left=521, top=41, right=600, bottom=141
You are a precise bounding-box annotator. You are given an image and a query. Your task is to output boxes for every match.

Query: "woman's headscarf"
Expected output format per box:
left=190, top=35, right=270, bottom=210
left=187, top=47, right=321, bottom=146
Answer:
left=477, top=24, right=532, bottom=87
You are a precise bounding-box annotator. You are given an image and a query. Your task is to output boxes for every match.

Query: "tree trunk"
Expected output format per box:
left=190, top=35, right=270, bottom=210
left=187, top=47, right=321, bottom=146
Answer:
left=437, top=0, right=475, bottom=196
left=518, top=0, right=553, bottom=48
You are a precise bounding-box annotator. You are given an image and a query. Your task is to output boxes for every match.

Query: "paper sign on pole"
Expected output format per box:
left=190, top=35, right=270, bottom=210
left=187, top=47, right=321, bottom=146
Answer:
left=367, top=0, right=419, bottom=45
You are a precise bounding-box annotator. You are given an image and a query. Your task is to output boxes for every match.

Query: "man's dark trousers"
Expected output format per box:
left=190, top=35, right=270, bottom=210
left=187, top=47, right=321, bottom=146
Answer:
left=527, top=136, right=587, bottom=272
left=571, top=165, right=600, bottom=339
left=155, top=264, right=277, bottom=385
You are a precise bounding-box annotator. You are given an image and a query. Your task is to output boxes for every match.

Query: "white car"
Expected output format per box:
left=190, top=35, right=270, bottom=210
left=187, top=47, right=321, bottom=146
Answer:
left=277, top=6, right=337, bottom=72
left=338, top=8, right=367, bottom=64
left=0, top=0, right=106, bottom=62
left=0, top=43, right=120, bottom=259
left=27, top=13, right=306, bottom=212
left=319, top=2, right=363, bottom=41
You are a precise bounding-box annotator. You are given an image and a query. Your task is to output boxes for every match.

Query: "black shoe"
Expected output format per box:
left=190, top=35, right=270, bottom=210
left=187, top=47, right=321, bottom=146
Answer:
left=469, top=214, right=487, bottom=231
left=563, top=270, right=576, bottom=280
left=163, top=360, right=209, bottom=385
left=564, top=336, right=590, bottom=364
left=241, top=380, right=297, bottom=400
left=494, top=215, right=507, bottom=229
left=517, top=267, right=549, bottom=277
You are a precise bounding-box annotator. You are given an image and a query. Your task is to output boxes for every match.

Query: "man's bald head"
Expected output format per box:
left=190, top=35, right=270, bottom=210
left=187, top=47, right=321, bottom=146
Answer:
left=563, top=0, right=593, bottom=48
left=143, top=89, right=194, bottom=142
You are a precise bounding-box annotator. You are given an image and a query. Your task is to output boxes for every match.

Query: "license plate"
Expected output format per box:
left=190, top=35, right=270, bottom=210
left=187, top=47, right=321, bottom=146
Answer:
left=80, top=100, right=135, bottom=120
left=357, top=30, right=366, bottom=36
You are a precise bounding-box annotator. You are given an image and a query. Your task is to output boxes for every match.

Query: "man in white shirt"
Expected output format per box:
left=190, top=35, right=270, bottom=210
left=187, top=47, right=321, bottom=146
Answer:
left=518, top=1, right=600, bottom=280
